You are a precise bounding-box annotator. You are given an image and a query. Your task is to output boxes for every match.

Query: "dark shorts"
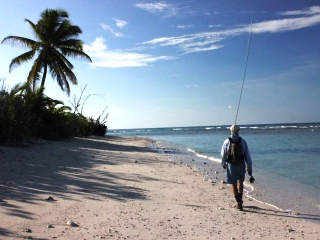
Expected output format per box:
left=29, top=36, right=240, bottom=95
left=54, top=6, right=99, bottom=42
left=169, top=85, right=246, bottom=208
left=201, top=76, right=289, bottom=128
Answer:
left=226, top=162, right=246, bottom=184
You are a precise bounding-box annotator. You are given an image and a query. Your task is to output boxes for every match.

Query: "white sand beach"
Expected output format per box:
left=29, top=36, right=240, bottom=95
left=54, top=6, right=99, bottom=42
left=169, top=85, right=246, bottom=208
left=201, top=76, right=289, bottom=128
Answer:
left=0, top=136, right=319, bottom=239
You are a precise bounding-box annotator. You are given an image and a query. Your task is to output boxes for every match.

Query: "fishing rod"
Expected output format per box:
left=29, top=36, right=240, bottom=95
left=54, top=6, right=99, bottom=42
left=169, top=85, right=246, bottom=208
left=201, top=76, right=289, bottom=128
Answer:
left=216, top=19, right=253, bottom=140
left=234, top=18, right=253, bottom=126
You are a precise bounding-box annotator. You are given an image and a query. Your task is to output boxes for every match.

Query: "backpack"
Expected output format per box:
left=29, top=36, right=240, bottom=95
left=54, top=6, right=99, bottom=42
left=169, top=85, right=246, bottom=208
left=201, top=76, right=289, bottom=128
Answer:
left=227, top=137, right=244, bottom=165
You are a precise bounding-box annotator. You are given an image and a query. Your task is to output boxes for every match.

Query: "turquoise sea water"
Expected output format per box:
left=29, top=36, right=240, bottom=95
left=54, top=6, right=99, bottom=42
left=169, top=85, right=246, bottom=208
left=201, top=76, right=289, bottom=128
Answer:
left=109, top=122, right=320, bottom=223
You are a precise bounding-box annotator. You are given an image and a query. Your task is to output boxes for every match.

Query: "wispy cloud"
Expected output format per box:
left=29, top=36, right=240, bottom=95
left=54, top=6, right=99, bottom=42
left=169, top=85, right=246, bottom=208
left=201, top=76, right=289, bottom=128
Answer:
left=83, top=37, right=173, bottom=68
left=185, top=84, right=198, bottom=88
left=113, top=18, right=128, bottom=28
left=88, top=6, right=320, bottom=68
left=134, top=2, right=193, bottom=17
left=101, top=23, right=123, bottom=37
left=249, top=14, right=320, bottom=33
left=141, top=11, right=320, bottom=54
left=141, top=30, right=238, bottom=54
left=208, top=24, right=222, bottom=28
left=176, top=24, right=194, bottom=29
left=279, top=6, right=320, bottom=16
left=135, top=2, right=177, bottom=17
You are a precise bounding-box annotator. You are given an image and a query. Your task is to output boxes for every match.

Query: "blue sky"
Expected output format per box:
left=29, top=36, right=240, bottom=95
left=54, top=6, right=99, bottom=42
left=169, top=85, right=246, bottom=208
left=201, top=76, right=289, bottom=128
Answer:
left=0, top=1, right=320, bottom=129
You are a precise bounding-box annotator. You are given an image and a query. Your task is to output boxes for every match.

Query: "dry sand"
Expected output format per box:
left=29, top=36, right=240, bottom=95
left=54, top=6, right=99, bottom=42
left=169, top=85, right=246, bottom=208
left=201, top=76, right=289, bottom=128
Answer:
left=0, top=136, right=319, bottom=240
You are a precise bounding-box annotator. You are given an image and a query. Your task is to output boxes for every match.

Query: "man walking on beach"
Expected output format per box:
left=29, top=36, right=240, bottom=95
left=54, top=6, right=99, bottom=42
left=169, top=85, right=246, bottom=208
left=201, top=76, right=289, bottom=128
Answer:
left=221, top=125, right=253, bottom=210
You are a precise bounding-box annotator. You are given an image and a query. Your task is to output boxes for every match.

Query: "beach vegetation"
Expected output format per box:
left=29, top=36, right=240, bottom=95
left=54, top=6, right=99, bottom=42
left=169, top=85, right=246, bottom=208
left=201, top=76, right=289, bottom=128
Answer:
left=1, top=8, right=92, bottom=96
left=69, top=84, right=108, bottom=137
left=0, top=78, right=108, bottom=145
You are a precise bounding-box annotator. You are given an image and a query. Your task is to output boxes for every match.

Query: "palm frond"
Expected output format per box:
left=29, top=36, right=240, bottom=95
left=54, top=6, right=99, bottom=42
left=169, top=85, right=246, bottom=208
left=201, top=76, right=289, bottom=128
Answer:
left=59, top=39, right=83, bottom=50
left=51, top=49, right=74, bottom=69
left=9, top=83, right=24, bottom=98
left=57, top=24, right=82, bottom=42
left=27, top=57, right=44, bottom=88
left=54, top=20, right=81, bottom=42
left=1, top=36, right=37, bottom=49
left=62, top=67, right=77, bottom=85
left=9, top=50, right=36, bottom=72
left=49, top=60, right=70, bottom=95
left=24, top=19, right=40, bottom=40
left=60, top=47, right=92, bottom=62
left=25, top=19, right=36, bottom=30
left=39, top=9, right=69, bottom=38
left=50, top=56, right=77, bottom=84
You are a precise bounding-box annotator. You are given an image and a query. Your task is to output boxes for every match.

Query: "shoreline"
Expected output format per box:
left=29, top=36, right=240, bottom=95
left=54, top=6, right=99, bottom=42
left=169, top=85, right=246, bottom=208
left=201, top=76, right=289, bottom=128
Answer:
left=0, top=136, right=319, bottom=239
left=151, top=138, right=320, bottom=224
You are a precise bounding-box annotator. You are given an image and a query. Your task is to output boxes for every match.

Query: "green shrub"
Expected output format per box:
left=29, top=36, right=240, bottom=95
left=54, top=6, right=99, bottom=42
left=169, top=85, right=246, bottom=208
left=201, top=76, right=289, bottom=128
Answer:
left=0, top=80, right=106, bottom=145
left=0, top=87, right=31, bottom=144
left=88, top=117, right=108, bottom=136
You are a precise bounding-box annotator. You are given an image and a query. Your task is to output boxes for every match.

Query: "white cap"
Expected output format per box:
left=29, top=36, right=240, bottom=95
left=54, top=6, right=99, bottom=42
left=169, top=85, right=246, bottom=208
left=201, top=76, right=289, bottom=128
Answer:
left=230, top=125, right=240, bottom=134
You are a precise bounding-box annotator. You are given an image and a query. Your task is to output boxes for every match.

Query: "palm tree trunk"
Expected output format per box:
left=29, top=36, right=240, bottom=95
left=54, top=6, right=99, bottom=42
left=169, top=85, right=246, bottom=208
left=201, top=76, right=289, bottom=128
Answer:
left=41, top=64, right=47, bottom=88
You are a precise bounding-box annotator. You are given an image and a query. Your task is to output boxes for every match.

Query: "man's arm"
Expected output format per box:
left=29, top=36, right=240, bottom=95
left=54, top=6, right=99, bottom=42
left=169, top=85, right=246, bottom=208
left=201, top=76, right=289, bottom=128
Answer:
left=221, top=139, right=229, bottom=169
left=242, top=139, right=253, bottom=174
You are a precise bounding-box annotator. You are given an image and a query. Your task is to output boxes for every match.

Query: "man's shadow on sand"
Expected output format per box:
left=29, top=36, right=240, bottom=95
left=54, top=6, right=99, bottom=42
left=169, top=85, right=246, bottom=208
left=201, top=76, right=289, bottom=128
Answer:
left=244, top=205, right=320, bottom=223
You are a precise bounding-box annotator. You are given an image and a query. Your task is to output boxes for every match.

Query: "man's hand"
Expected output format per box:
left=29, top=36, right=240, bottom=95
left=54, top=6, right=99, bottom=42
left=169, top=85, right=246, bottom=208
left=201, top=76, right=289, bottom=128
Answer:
left=223, top=165, right=226, bottom=169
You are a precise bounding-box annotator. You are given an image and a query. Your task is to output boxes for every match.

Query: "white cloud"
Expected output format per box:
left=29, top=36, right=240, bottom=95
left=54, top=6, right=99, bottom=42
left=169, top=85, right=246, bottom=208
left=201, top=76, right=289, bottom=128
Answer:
left=83, top=37, right=106, bottom=52
left=185, top=84, right=198, bottom=88
left=101, top=23, right=123, bottom=37
left=83, top=37, right=172, bottom=68
left=228, top=106, right=233, bottom=109
left=141, top=12, right=320, bottom=54
left=86, top=7, right=320, bottom=67
left=279, top=6, right=320, bottom=16
left=208, top=24, right=222, bottom=28
left=176, top=24, right=193, bottom=29
left=141, top=30, right=235, bottom=54
left=135, top=2, right=173, bottom=13
left=113, top=18, right=128, bottom=28
left=249, top=14, right=320, bottom=33
left=134, top=2, right=186, bottom=17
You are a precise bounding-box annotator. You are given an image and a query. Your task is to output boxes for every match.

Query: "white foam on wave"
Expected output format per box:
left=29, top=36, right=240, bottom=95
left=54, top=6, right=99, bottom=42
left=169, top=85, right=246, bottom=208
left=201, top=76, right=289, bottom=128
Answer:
left=187, top=148, right=221, bottom=163
left=244, top=190, right=285, bottom=212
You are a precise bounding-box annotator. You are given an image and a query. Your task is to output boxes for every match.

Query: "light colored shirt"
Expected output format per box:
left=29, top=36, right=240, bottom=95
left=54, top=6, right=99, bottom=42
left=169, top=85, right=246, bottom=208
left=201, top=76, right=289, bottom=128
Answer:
left=221, top=137, right=252, bottom=171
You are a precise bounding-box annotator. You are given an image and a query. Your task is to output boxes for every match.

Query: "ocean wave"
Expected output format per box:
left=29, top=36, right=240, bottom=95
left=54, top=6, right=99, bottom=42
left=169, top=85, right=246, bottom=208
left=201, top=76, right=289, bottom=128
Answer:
left=187, top=148, right=221, bottom=163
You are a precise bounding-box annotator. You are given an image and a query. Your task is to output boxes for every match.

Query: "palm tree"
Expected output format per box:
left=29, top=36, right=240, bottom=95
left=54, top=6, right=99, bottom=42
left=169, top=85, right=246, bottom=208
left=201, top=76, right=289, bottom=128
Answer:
left=1, top=8, right=91, bottom=95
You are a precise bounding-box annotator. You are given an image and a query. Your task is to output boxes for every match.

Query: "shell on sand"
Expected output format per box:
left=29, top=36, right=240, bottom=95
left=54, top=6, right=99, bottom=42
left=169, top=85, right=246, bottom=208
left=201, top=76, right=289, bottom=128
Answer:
left=66, top=220, right=75, bottom=227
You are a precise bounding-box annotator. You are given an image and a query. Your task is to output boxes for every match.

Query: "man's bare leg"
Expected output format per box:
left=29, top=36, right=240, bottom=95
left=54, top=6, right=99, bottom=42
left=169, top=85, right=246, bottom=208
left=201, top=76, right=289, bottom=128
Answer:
left=232, top=181, right=244, bottom=210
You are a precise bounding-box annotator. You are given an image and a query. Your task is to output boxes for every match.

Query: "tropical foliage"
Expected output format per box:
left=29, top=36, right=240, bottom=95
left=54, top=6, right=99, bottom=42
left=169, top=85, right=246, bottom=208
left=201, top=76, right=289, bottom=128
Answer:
left=1, top=8, right=91, bottom=95
left=0, top=78, right=107, bottom=145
